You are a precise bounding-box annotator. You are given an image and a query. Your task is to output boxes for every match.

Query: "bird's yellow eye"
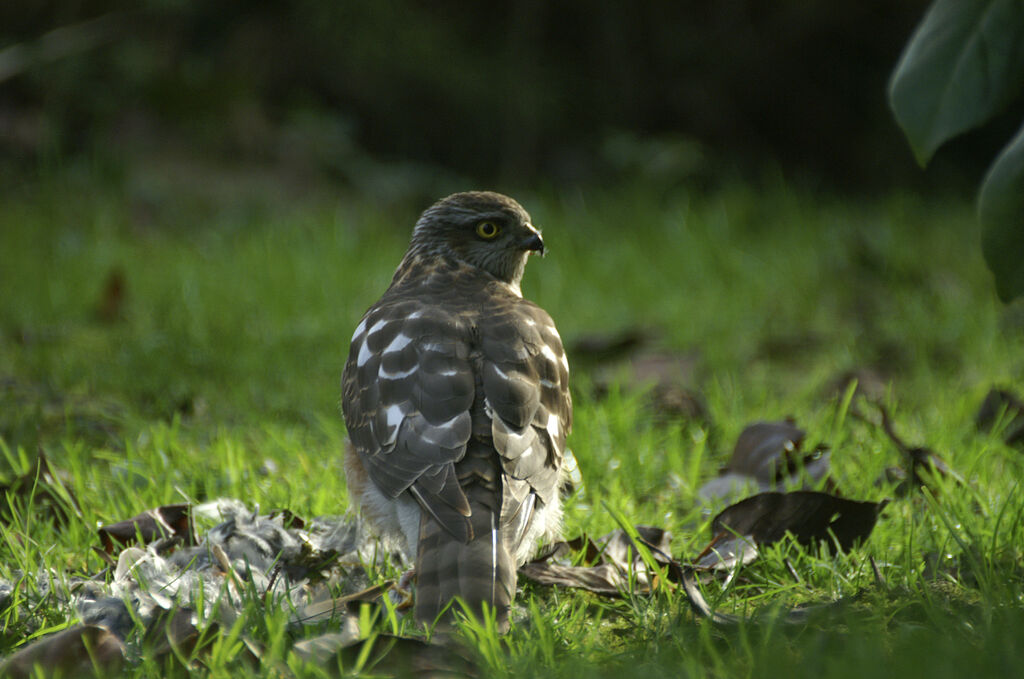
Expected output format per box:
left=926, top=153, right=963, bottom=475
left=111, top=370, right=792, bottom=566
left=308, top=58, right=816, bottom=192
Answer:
left=475, top=221, right=501, bottom=239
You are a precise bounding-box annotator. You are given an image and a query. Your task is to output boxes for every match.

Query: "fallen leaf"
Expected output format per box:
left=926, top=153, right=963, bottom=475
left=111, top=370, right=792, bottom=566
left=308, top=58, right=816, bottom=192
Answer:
left=692, top=532, right=759, bottom=573
left=529, top=534, right=603, bottom=566
left=681, top=566, right=741, bottom=625
left=711, top=490, right=888, bottom=553
left=601, top=525, right=672, bottom=568
left=728, top=420, right=805, bottom=480
left=518, top=562, right=635, bottom=595
left=98, top=504, right=193, bottom=553
left=698, top=420, right=833, bottom=503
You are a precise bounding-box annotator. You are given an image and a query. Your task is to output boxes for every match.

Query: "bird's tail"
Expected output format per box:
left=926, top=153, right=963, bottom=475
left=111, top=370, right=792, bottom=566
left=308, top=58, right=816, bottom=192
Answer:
left=414, top=492, right=516, bottom=631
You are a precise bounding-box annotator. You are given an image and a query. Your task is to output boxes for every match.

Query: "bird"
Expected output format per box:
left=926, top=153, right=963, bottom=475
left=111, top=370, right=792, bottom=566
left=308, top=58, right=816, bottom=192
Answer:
left=341, top=191, right=572, bottom=630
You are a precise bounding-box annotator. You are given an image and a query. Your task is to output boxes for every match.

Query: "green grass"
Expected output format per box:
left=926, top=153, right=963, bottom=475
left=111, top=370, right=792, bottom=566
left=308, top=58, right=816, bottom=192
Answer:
left=1, top=162, right=1024, bottom=677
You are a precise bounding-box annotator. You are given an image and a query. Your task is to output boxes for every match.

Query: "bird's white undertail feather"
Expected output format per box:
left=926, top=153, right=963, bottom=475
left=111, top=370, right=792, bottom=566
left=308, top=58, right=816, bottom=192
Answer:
left=490, top=511, right=499, bottom=605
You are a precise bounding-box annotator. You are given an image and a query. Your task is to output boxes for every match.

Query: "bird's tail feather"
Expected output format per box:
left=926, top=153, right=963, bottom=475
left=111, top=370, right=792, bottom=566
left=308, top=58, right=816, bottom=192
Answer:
left=414, top=496, right=516, bottom=630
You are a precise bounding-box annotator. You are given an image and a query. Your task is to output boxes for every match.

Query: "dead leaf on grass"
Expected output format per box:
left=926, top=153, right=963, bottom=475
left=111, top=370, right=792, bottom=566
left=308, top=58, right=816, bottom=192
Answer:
left=691, top=532, right=759, bottom=574
left=98, top=503, right=194, bottom=553
left=698, top=420, right=833, bottom=503
left=680, top=491, right=886, bottom=623
left=710, top=490, right=888, bottom=553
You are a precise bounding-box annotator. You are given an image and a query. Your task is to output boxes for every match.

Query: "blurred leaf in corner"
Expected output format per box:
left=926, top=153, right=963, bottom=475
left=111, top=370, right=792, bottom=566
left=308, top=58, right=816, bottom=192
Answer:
left=979, top=122, right=1024, bottom=301
left=889, top=0, right=1024, bottom=165
left=889, top=0, right=1024, bottom=301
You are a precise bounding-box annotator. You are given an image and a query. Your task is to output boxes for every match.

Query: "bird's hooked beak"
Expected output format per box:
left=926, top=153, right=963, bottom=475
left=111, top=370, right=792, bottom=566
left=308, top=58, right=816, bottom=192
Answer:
left=521, top=223, right=546, bottom=256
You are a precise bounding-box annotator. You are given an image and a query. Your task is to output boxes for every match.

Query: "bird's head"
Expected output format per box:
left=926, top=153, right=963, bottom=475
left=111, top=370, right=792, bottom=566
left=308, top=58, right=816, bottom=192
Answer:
left=407, top=191, right=545, bottom=286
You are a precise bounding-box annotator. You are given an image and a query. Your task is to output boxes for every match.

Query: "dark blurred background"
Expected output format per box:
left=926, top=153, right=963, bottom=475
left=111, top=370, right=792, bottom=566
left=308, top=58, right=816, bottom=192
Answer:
left=2, top=0, right=1021, bottom=194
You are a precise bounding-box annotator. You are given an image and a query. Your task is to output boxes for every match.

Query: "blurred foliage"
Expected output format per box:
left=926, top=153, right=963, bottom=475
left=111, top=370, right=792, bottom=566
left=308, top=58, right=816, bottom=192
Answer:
left=2, top=0, right=1014, bottom=188
left=889, top=0, right=1024, bottom=302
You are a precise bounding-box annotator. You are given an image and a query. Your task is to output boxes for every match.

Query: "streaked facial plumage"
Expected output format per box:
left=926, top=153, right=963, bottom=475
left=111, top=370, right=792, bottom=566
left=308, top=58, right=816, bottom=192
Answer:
left=405, top=191, right=545, bottom=286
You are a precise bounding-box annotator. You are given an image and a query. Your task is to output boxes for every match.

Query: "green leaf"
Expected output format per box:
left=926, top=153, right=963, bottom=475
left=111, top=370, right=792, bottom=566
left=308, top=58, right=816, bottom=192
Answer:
left=979, top=120, right=1024, bottom=302
left=889, top=0, right=1024, bottom=166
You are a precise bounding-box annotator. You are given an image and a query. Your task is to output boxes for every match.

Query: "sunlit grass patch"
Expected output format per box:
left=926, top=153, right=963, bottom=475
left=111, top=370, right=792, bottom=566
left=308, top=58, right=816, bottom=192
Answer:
left=0, top=169, right=1022, bottom=676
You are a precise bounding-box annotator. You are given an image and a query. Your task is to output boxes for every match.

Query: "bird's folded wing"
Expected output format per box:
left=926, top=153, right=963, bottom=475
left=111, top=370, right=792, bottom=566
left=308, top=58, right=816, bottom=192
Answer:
left=480, top=300, right=572, bottom=511
left=342, top=301, right=475, bottom=540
